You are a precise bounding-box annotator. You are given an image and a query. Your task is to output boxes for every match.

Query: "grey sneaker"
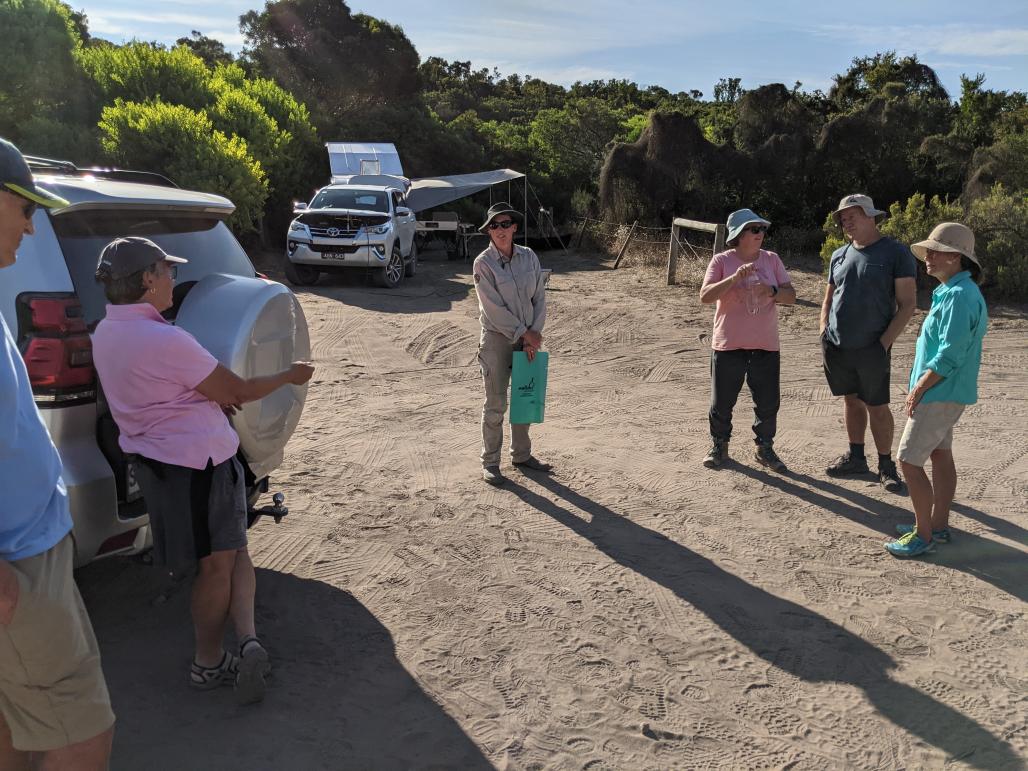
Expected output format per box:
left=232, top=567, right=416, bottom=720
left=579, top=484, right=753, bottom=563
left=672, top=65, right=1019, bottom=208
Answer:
left=879, top=459, right=905, bottom=493
left=482, top=465, right=506, bottom=486
left=703, top=440, right=728, bottom=468
left=754, top=443, right=787, bottom=473
left=826, top=451, right=870, bottom=476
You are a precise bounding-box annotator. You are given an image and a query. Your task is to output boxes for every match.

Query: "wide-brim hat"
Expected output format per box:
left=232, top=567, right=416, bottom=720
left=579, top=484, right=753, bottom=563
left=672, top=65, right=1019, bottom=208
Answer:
left=911, top=222, right=979, bottom=267
left=833, top=193, right=885, bottom=220
left=479, top=202, right=521, bottom=233
left=0, top=137, right=69, bottom=209
left=725, top=208, right=770, bottom=243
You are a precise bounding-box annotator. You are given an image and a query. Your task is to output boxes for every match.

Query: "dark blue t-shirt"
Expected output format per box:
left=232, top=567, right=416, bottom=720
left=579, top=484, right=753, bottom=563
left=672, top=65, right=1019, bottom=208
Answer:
left=826, top=237, right=917, bottom=349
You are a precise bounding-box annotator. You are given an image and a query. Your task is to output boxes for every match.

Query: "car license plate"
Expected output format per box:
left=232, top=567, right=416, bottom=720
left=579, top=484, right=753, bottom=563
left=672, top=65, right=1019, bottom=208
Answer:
left=322, top=252, right=347, bottom=261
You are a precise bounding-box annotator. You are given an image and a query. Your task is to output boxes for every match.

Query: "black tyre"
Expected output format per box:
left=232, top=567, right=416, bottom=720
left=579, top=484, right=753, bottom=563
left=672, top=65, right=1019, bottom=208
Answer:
left=377, top=245, right=404, bottom=288
left=404, top=240, right=418, bottom=277
left=284, top=257, right=320, bottom=286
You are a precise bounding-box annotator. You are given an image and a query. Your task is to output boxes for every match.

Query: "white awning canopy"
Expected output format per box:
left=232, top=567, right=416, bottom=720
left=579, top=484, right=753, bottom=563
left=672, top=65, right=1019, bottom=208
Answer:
left=406, top=169, right=525, bottom=214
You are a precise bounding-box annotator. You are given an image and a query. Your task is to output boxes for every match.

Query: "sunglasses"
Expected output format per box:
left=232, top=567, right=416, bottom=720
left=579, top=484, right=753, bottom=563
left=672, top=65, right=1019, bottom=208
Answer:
left=488, top=219, right=516, bottom=231
left=164, top=264, right=178, bottom=279
left=745, top=225, right=768, bottom=235
left=7, top=190, right=38, bottom=220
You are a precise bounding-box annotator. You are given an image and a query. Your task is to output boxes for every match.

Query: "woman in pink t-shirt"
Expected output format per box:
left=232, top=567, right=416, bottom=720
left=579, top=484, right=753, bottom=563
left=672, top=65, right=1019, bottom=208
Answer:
left=699, top=209, right=796, bottom=471
left=92, top=237, right=314, bottom=704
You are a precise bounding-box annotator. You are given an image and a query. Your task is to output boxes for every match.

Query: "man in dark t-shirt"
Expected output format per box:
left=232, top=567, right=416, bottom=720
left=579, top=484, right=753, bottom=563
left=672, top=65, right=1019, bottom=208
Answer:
left=820, top=194, right=917, bottom=492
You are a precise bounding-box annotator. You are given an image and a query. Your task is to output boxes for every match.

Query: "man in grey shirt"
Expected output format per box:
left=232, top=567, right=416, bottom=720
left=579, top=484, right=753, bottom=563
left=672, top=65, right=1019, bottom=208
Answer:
left=473, top=203, right=551, bottom=486
left=820, top=194, right=917, bottom=492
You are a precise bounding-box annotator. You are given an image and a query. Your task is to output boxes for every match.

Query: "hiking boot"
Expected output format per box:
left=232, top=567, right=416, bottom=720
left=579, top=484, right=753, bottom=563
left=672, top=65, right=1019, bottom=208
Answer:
left=513, top=456, right=552, bottom=473
left=895, top=523, right=951, bottom=543
left=825, top=451, right=870, bottom=476
left=754, top=443, right=787, bottom=473
left=482, top=465, right=506, bottom=486
left=703, top=440, right=728, bottom=469
left=879, top=459, right=905, bottom=493
left=885, top=532, right=936, bottom=558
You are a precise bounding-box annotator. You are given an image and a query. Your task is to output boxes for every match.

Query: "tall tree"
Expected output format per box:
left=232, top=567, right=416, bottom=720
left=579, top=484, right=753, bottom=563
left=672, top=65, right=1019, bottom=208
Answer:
left=240, top=0, right=421, bottom=127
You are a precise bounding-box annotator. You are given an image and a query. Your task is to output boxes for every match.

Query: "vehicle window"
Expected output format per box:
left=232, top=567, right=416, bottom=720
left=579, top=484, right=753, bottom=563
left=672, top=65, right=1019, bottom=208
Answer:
left=52, top=211, right=256, bottom=326
left=309, top=189, right=388, bottom=213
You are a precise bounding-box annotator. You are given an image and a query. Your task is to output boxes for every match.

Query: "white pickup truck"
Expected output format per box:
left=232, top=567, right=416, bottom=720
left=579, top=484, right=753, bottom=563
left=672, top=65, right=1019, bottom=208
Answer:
left=284, top=181, right=417, bottom=288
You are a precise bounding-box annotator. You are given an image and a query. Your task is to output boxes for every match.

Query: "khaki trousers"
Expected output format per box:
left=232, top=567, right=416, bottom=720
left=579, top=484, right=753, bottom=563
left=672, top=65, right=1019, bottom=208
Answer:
left=479, top=330, right=531, bottom=466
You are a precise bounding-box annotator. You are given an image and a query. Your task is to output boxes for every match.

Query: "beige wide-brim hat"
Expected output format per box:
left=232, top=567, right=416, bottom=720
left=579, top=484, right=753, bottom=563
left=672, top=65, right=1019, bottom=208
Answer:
left=911, top=222, right=979, bottom=267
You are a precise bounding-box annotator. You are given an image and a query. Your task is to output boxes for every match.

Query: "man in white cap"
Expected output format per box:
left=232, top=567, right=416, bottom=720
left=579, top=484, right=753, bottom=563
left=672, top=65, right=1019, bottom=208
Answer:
left=0, top=138, right=115, bottom=768
left=473, top=202, right=551, bottom=486
left=820, top=194, right=917, bottom=492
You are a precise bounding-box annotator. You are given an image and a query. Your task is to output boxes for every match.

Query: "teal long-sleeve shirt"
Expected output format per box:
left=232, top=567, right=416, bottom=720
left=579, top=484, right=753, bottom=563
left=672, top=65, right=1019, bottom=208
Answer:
left=909, top=271, right=988, bottom=404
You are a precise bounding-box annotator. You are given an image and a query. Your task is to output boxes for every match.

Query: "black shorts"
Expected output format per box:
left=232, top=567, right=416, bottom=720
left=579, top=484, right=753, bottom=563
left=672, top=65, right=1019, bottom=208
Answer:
left=822, top=334, right=892, bottom=406
left=132, top=455, right=248, bottom=569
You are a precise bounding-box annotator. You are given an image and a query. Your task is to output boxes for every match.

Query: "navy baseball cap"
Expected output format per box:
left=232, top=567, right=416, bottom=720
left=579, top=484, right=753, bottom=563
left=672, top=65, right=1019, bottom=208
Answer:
left=95, top=237, right=187, bottom=280
left=0, top=137, right=69, bottom=208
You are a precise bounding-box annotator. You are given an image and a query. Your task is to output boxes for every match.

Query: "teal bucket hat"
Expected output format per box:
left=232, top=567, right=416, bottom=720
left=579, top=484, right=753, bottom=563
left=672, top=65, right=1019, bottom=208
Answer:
left=726, top=208, right=770, bottom=243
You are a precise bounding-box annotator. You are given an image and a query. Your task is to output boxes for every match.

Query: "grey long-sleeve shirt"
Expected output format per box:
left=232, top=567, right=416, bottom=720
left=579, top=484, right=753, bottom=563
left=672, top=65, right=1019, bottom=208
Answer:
left=473, top=243, right=546, bottom=343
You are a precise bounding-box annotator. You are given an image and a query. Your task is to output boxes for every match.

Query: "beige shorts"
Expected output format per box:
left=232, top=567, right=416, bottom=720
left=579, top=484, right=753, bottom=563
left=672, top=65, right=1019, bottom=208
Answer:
left=0, top=535, right=115, bottom=751
left=897, top=401, right=966, bottom=467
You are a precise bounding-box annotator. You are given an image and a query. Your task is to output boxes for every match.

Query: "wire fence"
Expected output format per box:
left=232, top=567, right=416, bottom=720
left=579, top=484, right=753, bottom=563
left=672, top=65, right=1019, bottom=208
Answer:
left=572, top=216, right=715, bottom=285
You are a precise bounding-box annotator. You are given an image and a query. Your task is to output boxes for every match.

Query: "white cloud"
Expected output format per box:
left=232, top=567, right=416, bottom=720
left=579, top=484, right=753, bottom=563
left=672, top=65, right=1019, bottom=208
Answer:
left=813, top=23, right=1028, bottom=58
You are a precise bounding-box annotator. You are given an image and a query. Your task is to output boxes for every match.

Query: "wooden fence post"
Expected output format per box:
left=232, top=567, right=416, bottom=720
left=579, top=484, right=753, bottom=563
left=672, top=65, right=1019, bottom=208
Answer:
left=612, top=220, right=638, bottom=268
left=574, top=217, right=589, bottom=250
left=713, top=223, right=727, bottom=255
left=666, top=222, right=680, bottom=285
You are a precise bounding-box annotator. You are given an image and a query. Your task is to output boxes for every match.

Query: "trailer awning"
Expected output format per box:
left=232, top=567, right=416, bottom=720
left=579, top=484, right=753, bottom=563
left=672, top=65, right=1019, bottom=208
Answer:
left=406, top=169, right=524, bottom=213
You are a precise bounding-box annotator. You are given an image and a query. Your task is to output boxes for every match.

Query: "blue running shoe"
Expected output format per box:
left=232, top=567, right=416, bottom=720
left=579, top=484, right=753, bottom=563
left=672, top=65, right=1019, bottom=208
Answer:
left=885, top=533, right=936, bottom=558
left=895, top=523, right=951, bottom=543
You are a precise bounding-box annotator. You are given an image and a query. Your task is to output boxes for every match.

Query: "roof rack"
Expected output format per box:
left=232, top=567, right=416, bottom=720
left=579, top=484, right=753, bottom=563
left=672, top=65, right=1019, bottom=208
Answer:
left=24, top=155, right=179, bottom=189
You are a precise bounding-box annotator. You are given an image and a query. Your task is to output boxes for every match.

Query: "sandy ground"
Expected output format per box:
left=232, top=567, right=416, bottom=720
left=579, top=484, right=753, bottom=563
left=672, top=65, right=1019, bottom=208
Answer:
left=78, top=247, right=1028, bottom=770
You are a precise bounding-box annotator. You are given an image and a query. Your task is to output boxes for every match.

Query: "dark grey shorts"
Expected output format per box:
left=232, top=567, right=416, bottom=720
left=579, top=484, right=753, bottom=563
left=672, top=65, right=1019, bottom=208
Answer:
left=133, top=455, right=248, bottom=568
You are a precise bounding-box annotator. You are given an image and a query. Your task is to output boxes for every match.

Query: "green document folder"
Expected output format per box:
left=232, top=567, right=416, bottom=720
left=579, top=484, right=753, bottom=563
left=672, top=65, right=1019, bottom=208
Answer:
left=510, top=351, right=548, bottom=424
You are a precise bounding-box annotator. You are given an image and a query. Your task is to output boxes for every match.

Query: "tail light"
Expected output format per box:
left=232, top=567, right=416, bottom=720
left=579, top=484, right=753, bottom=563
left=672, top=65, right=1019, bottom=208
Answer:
left=16, top=293, right=96, bottom=407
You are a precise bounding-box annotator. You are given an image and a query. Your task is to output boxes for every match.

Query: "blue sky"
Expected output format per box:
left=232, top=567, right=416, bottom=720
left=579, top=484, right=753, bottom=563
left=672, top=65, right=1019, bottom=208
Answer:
left=78, top=0, right=1028, bottom=98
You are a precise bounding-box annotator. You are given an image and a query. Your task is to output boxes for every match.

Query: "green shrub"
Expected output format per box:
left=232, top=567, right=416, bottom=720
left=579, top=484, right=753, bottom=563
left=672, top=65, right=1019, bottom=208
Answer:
left=79, top=43, right=215, bottom=111
left=98, top=100, right=267, bottom=232
left=966, top=184, right=1028, bottom=299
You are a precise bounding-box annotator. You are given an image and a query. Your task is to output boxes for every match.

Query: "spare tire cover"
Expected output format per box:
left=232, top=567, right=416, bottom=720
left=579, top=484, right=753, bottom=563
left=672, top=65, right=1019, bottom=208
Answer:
left=175, top=273, right=310, bottom=480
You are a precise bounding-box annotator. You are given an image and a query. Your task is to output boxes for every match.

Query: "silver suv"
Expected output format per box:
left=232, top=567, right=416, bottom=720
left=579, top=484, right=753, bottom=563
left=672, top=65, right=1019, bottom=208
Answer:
left=0, top=163, right=310, bottom=566
left=284, top=183, right=417, bottom=288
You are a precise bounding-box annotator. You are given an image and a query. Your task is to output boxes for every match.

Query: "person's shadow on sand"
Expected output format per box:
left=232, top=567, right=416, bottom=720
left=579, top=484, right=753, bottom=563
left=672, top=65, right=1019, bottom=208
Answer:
left=78, top=561, right=491, bottom=771
left=730, top=465, right=1028, bottom=605
left=506, top=474, right=1022, bottom=770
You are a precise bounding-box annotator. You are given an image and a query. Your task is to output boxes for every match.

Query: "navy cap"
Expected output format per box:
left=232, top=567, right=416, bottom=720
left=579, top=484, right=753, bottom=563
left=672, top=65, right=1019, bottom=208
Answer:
left=95, top=237, right=187, bottom=280
left=0, top=137, right=69, bottom=209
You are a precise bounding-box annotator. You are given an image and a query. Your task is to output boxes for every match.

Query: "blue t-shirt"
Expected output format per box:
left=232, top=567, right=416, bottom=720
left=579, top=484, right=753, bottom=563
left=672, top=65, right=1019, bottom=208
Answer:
left=826, top=237, right=917, bottom=349
left=0, top=313, right=73, bottom=561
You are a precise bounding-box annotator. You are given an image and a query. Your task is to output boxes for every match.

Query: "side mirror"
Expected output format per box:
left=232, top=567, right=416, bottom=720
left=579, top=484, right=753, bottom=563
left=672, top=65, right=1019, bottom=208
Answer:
left=396, top=207, right=411, bottom=217
left=293, top=202, right=308, bottom=212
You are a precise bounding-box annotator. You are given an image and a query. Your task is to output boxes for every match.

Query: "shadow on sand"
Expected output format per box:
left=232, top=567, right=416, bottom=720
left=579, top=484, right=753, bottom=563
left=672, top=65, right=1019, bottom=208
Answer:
left=78, top=561, right=490, bottom=771
left=730, top=465, right=1028, bottom=605
left=506, top=473, right=1022, bottom=770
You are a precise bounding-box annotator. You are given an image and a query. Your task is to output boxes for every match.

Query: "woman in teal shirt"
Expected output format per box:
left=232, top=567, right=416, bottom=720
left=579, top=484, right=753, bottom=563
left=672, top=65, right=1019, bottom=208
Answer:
left=886, top=223, right=988, bottom=558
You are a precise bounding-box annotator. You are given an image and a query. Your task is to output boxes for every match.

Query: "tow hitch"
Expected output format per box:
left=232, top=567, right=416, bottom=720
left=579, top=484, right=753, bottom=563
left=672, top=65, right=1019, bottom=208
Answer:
left=250, top=492, right=289, bottom=524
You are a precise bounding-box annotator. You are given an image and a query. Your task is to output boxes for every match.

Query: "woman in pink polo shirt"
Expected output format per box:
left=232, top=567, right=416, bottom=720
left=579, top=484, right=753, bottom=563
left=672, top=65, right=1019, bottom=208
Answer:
left=699, top=209, right=796, bottom=471
left=91, top=237, right=314, bottom=704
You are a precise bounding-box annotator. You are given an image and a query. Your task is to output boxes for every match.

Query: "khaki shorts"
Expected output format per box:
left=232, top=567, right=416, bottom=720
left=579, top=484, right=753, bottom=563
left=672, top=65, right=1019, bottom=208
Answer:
left=897, top=401, right=966, bottom=467
left=0, top=535, right=115, bottom=751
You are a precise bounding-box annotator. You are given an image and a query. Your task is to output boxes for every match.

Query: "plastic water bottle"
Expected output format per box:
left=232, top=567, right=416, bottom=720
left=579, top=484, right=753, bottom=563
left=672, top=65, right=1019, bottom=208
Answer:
left=744, top=275, right=761, bottom=315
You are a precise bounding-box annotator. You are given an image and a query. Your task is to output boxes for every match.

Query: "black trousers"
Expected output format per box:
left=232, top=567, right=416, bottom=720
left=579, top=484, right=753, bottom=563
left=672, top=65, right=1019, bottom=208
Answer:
left=708, top=349, right=781, bottom=444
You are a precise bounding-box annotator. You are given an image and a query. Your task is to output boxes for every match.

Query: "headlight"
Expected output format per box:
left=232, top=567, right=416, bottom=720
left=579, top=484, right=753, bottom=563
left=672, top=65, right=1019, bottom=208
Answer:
left=367, top=222, right=392, bottom=235
left=289, top=220, right=307, bottom=233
